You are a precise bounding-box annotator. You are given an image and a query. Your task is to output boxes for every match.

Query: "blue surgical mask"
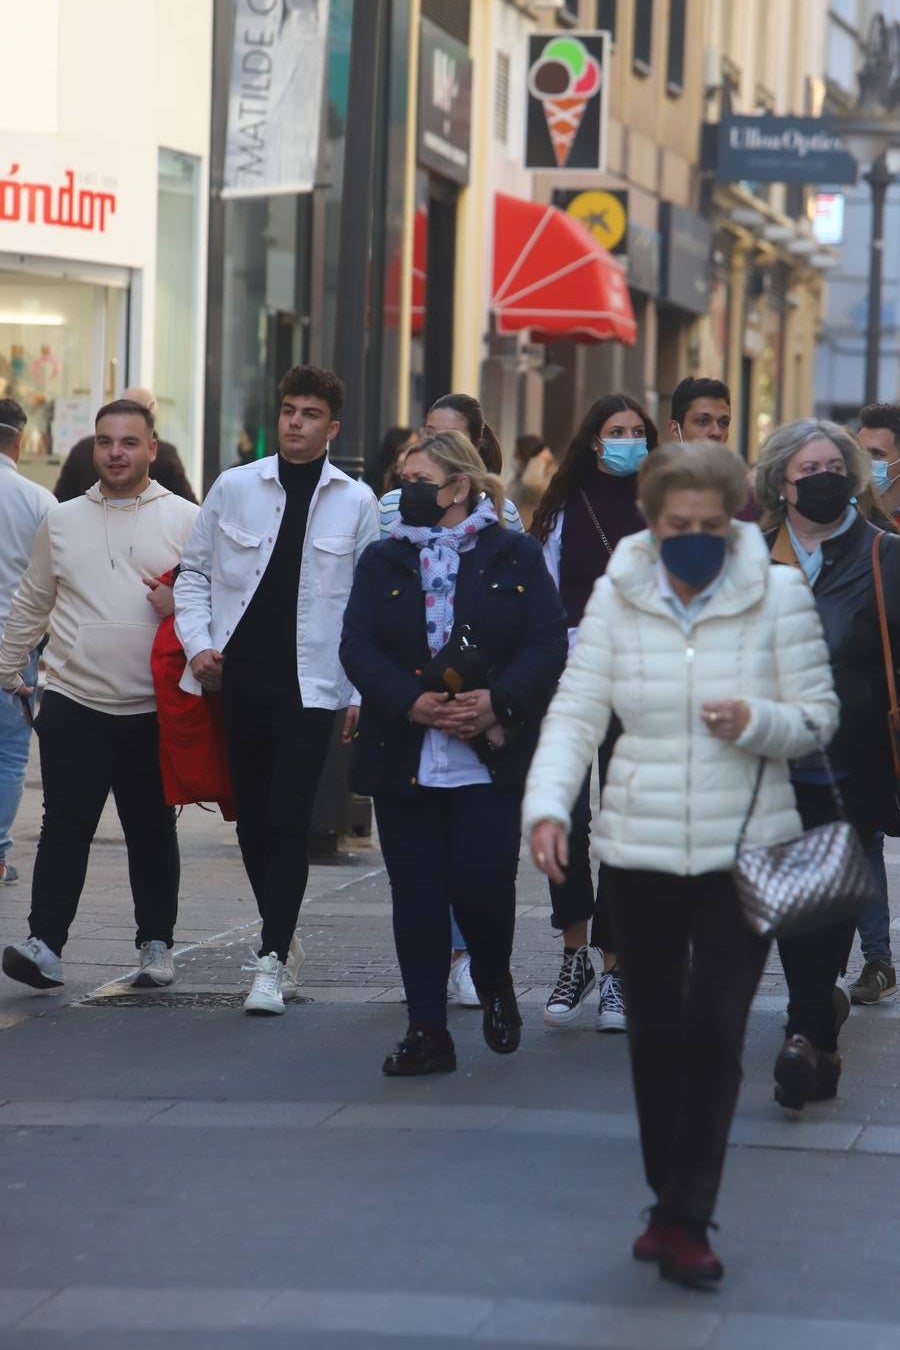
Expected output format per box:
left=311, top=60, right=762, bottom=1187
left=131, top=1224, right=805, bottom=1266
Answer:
left=660, top=533, right=727, bottom=588
left=598, top=437, right=648, bottom=477
left=871, top=458, right=900, bottom=494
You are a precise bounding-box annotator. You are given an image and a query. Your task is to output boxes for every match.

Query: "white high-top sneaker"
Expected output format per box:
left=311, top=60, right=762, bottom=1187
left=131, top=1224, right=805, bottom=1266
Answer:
left=243, top=952, right=286, bottom=1015
left=283, top=933, right=305, bottom=1000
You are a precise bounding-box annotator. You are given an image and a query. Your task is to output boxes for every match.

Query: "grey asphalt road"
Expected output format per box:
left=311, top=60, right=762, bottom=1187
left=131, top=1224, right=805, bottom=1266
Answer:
left=3, top=742, right=900, bottom=1349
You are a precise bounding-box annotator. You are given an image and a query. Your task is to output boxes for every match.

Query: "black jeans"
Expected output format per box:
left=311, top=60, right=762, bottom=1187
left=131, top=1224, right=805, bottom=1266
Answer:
left=548, top=717, right=618, bottom=950
left=375, top=785, right=521, bottom=1028
left=605, top=866, right=769, bottom=1228
left=778, top=778, right=877, bottom=1053
left=30, top=692, right=179, bottom=955
left=221, top=662, right=335, bottom=962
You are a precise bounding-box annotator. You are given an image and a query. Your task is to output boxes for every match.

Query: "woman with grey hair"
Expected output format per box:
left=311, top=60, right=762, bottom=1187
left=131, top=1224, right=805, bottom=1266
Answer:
left=755, top=417, right=900, bottom=1110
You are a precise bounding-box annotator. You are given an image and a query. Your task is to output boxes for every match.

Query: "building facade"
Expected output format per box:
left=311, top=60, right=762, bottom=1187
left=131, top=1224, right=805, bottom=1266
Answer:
left=815, top=0, right=900, bottom=422
left=0, top=0, right=212, bottom=491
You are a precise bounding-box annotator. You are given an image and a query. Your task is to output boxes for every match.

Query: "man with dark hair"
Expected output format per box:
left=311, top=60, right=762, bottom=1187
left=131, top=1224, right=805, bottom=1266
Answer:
left=859, top=402, right=900, bottom=520
left=174, top=365, right=379, bottom=1015
left=0, top=399, right=55, bottom=887
left=668, top=377, right=732, bottom=444
left=0, top=399, right=198, bottom=990
left=53, top=386, right=197, bottom=504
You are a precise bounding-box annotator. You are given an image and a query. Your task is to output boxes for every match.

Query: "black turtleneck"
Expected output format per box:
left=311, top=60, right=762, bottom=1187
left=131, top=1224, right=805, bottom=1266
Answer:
left=225, top=454, right=325, bottom=669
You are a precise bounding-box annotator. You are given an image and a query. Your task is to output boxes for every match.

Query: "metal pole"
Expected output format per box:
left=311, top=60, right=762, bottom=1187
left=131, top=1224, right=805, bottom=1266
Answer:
left=864, top=154, right=891, bottom=406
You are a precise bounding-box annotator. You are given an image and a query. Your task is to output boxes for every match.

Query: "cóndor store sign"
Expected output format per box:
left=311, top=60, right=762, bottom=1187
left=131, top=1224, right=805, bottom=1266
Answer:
left=0, top=133, right=154, bottom=267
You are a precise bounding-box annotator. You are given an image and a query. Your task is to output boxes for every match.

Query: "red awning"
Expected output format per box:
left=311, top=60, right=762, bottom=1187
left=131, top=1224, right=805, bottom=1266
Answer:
left=491, top=192, right=636, bottom=345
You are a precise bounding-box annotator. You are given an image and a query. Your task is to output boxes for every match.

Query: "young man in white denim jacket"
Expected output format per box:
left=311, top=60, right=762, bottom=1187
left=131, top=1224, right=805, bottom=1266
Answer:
left=174, top=366, right=378, bottom=1015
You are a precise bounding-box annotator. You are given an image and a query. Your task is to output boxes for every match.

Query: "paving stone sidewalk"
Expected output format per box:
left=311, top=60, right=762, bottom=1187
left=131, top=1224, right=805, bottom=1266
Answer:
left=5, top=743, right=900, bottom=1347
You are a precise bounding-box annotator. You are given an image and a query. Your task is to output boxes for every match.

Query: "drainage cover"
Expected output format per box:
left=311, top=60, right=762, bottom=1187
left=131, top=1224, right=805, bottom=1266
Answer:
left=78, top=991, right=313, bottom=1009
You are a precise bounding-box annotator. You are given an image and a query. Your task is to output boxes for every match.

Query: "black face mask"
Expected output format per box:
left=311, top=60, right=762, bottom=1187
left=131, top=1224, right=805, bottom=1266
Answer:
left=791, top=472, right=853, bottom=525
left=398, top=479, right=449, bottom=528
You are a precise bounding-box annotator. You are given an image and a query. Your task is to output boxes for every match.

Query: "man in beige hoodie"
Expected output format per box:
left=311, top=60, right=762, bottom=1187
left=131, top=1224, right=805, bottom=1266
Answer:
left=0, top=399, right=198, bottom=991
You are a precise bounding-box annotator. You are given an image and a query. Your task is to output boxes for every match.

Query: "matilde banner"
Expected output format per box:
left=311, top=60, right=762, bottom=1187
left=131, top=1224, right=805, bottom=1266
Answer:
left=222, top=0, right=330, bottom=198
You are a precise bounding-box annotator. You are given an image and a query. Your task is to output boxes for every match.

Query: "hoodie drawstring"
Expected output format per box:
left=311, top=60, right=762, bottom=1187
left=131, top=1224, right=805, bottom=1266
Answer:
left=102, top=492, right=143, bottom=570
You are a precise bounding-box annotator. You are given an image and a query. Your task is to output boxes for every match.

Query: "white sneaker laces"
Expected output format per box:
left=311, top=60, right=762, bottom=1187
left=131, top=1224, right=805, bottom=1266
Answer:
left=600, top=970, right=625, bottom=1014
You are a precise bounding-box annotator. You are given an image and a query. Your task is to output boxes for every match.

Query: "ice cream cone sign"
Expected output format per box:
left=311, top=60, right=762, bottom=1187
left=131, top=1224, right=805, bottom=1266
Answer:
left=527, top=37, right=603, bottom=168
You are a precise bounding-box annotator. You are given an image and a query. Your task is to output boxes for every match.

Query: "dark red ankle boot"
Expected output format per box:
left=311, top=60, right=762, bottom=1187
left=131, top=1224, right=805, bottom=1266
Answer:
left=631, top=1210, right=669, bottom=1263
left=658, top=1224, right=724, bottom=1287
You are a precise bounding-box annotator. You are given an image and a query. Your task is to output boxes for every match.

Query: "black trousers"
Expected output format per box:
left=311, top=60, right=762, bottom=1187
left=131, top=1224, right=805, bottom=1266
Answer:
left=30, top=691, right=179, bottom=956
left=548, top=717, right=618, bottom=951
left=778, top=778, right=876, bottom=1053
left=221, top=662, right=335, bottom=962
left=605, top=866, right=769, bottom=1228
left=375, top=785, right=521, bottom=1028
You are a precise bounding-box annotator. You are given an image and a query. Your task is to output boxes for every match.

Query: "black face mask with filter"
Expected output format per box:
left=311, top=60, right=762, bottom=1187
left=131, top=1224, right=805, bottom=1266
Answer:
left=398, top=480, right=448, bottom=528
left=792, top=472, right=852, bottom=525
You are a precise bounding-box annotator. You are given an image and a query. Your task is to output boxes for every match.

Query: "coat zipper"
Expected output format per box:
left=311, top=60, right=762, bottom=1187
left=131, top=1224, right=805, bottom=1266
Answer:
left=685, top=642, right=695, bottom=871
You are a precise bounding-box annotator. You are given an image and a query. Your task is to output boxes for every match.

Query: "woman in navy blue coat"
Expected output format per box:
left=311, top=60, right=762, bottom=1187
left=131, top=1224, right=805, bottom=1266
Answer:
left=341, top=430, right=567, bottom=1076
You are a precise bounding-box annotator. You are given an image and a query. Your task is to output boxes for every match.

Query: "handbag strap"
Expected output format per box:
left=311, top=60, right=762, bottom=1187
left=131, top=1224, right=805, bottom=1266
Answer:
left=871, top=532, right=900, bottom=767
left=735, top=715, right=846, bottom=851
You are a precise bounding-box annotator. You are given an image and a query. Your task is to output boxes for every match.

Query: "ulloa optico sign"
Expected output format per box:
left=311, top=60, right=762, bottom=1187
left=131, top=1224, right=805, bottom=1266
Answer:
left=711, top=116, right=859, bottom=185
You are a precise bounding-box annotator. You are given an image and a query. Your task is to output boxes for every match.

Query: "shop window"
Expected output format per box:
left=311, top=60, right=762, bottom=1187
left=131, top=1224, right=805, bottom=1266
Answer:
left=0, top=265, right=128, bottom=488
left=597, top=0, right=617, bottom=42
left=633, top=0, right=653, bottom=75
left=666, top=0, right=686, bottom=95
left=155, top=149, right=201, bottom=468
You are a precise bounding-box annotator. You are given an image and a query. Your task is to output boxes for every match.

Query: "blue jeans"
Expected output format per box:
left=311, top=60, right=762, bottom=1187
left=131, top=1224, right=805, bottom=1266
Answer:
left=0, top=649, right=39, bottom=864
left=856, top=831, right=892, bottom=965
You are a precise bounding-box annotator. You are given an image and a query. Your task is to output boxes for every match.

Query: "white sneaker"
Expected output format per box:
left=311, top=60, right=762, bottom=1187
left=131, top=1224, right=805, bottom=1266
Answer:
left=447, top=952, right=481, bottom=1007
left=2, top=936, right=64, bottom=989
left=132, top=940, right=175, bottom=988
left=596, top=969, right=627, bottom=1033
left=243, top=952, right=286, bottom=1015
left=283, top=933, right=305, bottom=1000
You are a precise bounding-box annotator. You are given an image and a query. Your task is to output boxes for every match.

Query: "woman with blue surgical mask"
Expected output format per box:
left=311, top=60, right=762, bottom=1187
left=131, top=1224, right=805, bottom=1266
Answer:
left=530, top=394, right=658, bottom=1036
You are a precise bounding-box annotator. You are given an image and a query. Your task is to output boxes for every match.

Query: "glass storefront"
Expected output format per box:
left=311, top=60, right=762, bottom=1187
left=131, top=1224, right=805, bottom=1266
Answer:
left=155, top=148, right=202, bottom=467
left=0, top=256, right=129, bottom=489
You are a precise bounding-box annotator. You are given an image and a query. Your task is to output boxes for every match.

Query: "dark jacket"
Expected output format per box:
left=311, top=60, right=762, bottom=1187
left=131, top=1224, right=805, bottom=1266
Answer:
left=54, top=437, right=198, bottom=503
left=766, top=512, right=900, bottom=783
left=340, top=525, right=568, bottom=798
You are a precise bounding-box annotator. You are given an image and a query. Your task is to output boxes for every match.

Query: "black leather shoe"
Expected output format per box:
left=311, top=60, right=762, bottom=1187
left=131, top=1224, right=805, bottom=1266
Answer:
left=774, top=1034, right=817, bottom=1109
left=382, top=1030, right=456, bottom=1077
left=481, top=984, right=522, bottom=1055
left=813, top=1050, right=841, bottom=1101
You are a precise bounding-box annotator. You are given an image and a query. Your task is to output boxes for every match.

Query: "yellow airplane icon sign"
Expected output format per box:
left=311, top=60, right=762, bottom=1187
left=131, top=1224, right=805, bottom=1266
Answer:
left=565, top=190, right=627, bottom=252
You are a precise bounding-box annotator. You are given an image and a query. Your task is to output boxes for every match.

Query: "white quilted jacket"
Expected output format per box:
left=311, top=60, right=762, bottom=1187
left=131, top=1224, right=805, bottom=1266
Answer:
left=522, top=522, right=840, bottom=876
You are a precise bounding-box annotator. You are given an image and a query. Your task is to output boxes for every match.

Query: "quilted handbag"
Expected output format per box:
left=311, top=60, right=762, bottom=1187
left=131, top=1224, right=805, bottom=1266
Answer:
left=733, top=736, right=876, bottom=940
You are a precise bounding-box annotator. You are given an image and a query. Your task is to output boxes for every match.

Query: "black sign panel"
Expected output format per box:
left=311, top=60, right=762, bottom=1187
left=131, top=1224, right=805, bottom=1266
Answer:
left=417, top=18, right=472, bottom=185
left=525, top=31, right=609, bottom=171
left=659, top=203, right=712, bottom=315
left=714, top=116, right=858, bottom=185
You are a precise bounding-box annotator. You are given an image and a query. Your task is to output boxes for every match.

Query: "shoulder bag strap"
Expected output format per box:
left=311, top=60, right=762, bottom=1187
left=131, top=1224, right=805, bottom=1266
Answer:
left=736, top=715, right=847, bottom=855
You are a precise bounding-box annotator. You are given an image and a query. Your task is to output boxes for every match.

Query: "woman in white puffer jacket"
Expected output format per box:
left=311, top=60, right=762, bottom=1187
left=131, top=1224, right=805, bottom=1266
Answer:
left=524, top=442, right=838, bottom=1290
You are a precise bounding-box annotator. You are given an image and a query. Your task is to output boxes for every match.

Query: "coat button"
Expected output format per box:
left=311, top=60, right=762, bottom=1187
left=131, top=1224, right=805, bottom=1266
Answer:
left=516, top=584, right=524, bottom=593
left=391, top=588, right=400, bottom=596
left=410, top=776, right=417, bottom=786
left=490, top=582, right=499, bottom=589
